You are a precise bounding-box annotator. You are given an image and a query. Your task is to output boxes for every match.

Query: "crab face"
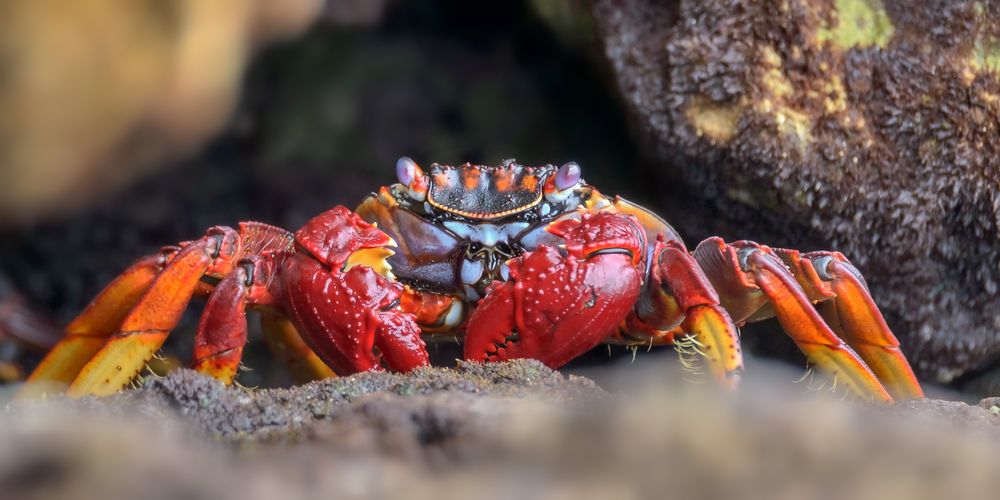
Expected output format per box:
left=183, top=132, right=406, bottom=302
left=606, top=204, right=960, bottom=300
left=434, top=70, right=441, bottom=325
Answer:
left=358, top=159, right=587, bottom=301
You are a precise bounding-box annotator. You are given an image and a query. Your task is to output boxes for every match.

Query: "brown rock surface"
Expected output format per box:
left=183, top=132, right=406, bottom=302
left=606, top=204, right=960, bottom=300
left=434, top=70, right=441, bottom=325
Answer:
left=4, top=360, right=1000, bottom=499
left=594, top=0, right=1000, bottom=384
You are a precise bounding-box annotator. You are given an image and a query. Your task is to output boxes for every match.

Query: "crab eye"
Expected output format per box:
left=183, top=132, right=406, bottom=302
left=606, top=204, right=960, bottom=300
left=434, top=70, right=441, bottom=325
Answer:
left=555, top=162, right=581, bottom=191
left=396, top=157, right=418, bottom=186
left=396, top=156, right=428, bottom=201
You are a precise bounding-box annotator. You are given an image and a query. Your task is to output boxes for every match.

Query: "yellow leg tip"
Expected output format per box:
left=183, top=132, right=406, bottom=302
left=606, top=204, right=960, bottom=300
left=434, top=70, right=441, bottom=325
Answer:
left=65, top=331, right=167, bottom=397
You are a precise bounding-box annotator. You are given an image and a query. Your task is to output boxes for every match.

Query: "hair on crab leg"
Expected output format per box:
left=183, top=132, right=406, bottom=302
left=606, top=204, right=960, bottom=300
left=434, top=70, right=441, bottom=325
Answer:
left=793, top=366, right=815, bottom=385
left=233, top=378, right=258, bottom=390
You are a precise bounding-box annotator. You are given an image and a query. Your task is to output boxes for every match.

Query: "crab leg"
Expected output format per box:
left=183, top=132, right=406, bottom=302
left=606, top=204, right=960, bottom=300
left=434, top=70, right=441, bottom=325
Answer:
left=21, top=254, right=163, bottom=396
left=652, top=240, right=744, bottom=387
left=694, top=238, right=893, bottom=402
left=190, top=268, right=251, bottom=384
left=63, top=235, right=221, bottom=397
left=260, top=309, right=336, bottom=383
left=784, top=251, right=923, bottom=400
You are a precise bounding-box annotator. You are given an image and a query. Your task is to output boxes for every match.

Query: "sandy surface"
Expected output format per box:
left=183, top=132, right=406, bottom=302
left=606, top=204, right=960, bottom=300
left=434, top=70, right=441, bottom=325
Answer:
left=2, top=360, right=1000, bottom=499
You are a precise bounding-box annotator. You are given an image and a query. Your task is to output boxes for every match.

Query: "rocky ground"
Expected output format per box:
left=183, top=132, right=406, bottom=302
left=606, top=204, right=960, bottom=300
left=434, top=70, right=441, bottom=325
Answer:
left=3, top=359, right=1000, bottom=500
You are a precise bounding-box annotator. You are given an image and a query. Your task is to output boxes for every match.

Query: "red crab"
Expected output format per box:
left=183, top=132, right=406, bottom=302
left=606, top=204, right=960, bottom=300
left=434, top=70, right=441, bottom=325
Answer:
left=22, top=159, right=923, bottom=401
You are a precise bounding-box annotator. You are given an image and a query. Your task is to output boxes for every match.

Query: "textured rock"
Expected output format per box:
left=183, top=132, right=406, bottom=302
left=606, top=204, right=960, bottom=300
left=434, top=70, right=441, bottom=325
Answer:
left=4, top=360, right=1000, bottom=499
left=594, top=0, right=1000, bottom=384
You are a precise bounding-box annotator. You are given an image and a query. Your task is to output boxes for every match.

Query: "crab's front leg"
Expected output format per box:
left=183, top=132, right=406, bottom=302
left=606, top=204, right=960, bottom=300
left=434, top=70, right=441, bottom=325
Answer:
left=638, top=238, right=745, bottom=387
left=464, top=212, right=644, bottom=368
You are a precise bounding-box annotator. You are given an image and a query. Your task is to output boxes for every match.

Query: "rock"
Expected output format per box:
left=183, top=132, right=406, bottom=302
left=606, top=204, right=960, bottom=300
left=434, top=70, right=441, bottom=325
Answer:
left=5, top=360, right=1000, bottom=499
left=92, top=359, right=605, bottom=442
left=0, top=0, right=386, bottom=222
left=593, top=0, right=1000, bottom=384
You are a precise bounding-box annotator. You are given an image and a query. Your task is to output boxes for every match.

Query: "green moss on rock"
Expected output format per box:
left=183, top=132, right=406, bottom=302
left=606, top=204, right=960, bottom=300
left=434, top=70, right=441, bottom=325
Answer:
left=817, top=0, right=895, bottom=49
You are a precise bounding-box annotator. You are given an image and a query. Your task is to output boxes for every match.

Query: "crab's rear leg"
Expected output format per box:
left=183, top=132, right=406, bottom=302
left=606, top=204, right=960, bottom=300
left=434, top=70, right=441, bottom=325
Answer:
left=21, top=228, right=239, bottom=398
left=776, top=249, right=923, bottom=400
left=65, top=232, right=239, bottom=397
left=22, top=253, right=164, bottom=395
left=693, top=238, right=916, bottom=402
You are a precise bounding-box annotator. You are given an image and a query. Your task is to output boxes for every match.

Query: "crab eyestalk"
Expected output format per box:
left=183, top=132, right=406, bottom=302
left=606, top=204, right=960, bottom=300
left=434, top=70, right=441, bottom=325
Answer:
left=543, top=161, right=582, bottom=204
left=396, top=156, right=428, bottom=202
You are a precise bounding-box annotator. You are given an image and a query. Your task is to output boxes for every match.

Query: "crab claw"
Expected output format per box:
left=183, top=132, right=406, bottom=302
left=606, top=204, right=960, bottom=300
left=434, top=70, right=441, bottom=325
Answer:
left=282, top=207, right=428, bottom=374
left=464, top=212, right=645, bottom=368
left=295, top=205, right=395, bottom=267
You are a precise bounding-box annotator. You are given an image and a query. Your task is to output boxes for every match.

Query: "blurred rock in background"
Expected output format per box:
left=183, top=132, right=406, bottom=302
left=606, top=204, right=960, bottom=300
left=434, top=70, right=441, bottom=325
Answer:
left=0, top=0, right=385, bottom=222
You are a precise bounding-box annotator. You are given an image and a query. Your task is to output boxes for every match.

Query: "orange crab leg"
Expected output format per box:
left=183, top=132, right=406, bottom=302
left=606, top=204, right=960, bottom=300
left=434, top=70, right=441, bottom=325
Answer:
left=739, top=247, right=892, bottom=402
left=64, top=237, right=218, bottom=397
left=652, top=240, right=744, bottom=387
left=260, top=308, right=337, bottom=383
left=813, top=258, right=923, bottom=400
left=769, top=249, right=923, bottom=400
left=22, top=254, right=163, bottom=395
left=694, top=239, right=896, bottom=401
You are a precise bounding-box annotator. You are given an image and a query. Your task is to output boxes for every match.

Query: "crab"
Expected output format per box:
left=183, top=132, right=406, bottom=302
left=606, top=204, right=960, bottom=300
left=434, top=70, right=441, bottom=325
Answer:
left=21, top=158, right=924, bottom=402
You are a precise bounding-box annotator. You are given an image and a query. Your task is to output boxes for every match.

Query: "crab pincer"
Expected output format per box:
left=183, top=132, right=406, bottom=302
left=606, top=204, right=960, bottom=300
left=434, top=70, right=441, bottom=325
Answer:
left=281, top=207, right=429, bottom=374
left=464, top=212, right=645, bottom=368
left=21, top=206, right=429, bottom=399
